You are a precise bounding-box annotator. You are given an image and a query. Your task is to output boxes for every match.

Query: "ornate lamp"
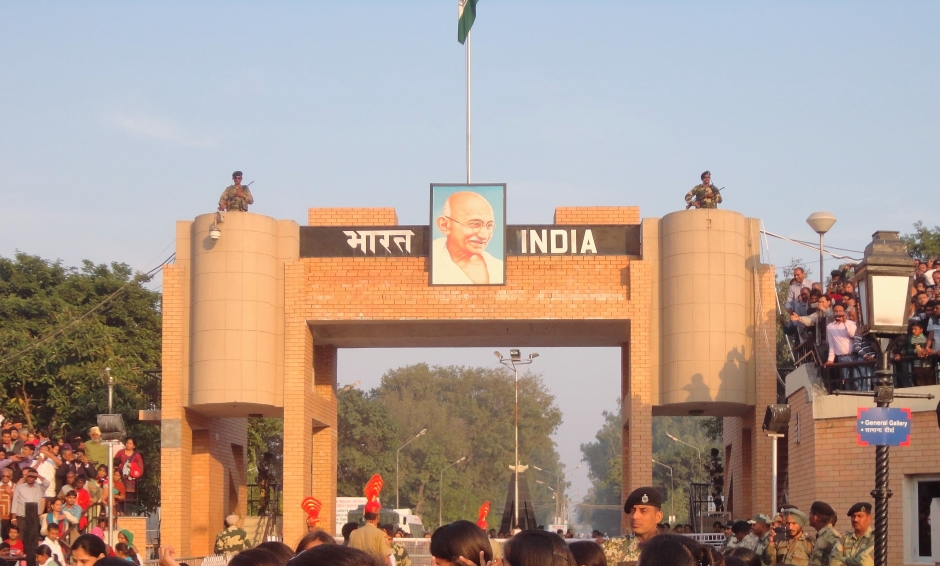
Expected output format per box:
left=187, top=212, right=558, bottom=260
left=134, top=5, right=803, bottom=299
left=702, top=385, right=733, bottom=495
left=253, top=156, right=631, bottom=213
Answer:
left=853, top=231, right=912, bottom=336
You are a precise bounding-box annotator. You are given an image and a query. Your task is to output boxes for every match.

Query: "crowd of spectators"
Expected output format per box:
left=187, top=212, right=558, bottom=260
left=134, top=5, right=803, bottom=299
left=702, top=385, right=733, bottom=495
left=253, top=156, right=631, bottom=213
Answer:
left=0, top=418, right=145, bottom=564
left=781, top=259, right=940, bottom=391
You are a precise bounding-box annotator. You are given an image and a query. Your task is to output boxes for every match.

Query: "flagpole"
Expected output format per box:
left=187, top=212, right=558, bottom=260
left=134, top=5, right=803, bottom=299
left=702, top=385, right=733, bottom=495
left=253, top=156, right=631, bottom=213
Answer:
left=466, top=31, right=472, bottom=183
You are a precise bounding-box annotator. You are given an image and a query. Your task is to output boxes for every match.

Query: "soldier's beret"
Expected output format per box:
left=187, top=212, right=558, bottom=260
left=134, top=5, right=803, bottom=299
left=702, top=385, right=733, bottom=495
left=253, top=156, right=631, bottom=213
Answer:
left=784, top=509, right=808, bottom=527
left=624, top=486, right=661, bottom=512
left=810, top=501, right=836, bottom=518
left=232, top=170, right=243, bottom=178
left=847, top=502, right=872, bottom=516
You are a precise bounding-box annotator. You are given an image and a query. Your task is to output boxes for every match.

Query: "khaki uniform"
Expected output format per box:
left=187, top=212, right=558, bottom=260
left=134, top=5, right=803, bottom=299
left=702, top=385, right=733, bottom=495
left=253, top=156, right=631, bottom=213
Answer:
left=829, top=527, right=874, bottom=566
left=213, top=525, right=249, bottom=554
left=809, top=524, right=841, bottom=565
left=348, top=522, right=393, bottom=560
left=218, top=184, right=254, bottom=212
left=685, top=184, right=722, bottom=209
left=601, top=535, right=640, bottom=566
left=768, top=531, right=814, bottom=565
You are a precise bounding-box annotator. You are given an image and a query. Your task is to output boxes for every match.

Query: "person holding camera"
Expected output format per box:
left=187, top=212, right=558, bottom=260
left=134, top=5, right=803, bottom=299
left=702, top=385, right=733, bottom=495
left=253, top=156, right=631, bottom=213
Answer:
left=767, top=508, right=814, bottom=565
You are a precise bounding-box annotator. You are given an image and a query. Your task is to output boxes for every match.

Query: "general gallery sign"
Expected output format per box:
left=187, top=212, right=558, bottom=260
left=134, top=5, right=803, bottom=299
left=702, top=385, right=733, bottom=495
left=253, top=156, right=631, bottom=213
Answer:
left=299, top=184, right=641, bottom=285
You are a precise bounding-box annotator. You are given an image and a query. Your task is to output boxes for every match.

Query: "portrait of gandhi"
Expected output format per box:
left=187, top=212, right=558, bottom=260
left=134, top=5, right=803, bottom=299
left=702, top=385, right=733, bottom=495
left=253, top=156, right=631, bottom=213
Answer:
left=431, top=189, right=505, bottom=285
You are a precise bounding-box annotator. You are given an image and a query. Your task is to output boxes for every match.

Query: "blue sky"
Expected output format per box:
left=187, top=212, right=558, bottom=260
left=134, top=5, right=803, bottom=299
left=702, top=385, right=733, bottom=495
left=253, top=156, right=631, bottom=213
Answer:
left=2, top=1, right=938, bottom=502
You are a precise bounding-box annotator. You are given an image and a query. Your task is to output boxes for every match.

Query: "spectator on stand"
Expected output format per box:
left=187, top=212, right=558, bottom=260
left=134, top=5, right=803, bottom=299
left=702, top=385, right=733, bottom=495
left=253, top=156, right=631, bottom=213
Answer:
left=847, top=309, right=877, bottom=391
left=71, top=475, right=93, bottom=531
left=41, top=498, right=68, bottom=536
left=909, top=291, right=930, bottom=325
left=0, top=468, right=13, bottom=538
left=824, top=305, right=858, bottom=390
left=41, top=521, right=70, bottom=565
left=894, top=321, right=930, bottom=388
left=1, top=431, right=22, bottom=457
left=36, top=544, right=63, bottom=566
left=785, top=268, right=813, bottom=314
left=61, top=491, right=83, bottom=544
left=109, top=471, right=126, bottom=515
left=36, top=445, right=60, bottom=509
left=12, top=468, right=50, bottom=531
left=84, top=428, right=108, bottom=470
left=4, top=525, right=23, bottom=554
left=113, top=439, right=143, bottom=508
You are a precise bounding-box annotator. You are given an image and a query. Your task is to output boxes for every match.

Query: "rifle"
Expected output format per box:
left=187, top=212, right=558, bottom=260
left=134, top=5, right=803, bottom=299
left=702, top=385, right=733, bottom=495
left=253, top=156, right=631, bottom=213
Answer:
left=686, top=186, right=726, bottom=209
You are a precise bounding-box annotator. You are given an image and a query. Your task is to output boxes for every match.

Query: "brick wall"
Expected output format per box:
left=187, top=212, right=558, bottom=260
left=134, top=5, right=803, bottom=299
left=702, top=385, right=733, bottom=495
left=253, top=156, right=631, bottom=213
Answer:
left=308, top=208, right=398, bottom=226
left=554, top=207, right=640, bottom=225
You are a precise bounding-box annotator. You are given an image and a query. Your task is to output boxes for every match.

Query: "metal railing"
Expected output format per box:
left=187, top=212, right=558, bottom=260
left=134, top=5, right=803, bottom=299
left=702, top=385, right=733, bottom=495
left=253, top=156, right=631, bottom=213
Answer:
left=819, top=355, right=939, bottom=393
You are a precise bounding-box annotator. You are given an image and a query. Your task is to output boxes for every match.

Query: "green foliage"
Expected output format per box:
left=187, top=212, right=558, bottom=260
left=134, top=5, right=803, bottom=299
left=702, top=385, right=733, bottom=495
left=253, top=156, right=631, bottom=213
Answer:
left=0, top=253, right=163, bottom=509
left=580, top=401, right=721, bottom=532
left=247, top=417, right=283, bottom=483
left=338, top=364, right=564, bottom=528
left=700, top=417, right=723, bottom=442
left=902, top=221, right=940, bottom=261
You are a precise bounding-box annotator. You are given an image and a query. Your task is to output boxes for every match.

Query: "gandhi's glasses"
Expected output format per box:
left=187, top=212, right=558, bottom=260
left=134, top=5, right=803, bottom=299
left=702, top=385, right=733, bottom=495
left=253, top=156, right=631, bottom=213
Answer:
left=444, top=216, right=495, bottom=232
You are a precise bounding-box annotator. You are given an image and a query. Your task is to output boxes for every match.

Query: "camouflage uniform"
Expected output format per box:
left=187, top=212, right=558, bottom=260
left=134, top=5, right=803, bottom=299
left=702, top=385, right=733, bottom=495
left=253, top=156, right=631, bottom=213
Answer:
left=828, top=527, right=874, bottom=566
left=218, top=184, right=254, bottom=212
left=391, top=541, right=411, bottom=566
left=685, top=184, right=722, bottom=209
left=601, top=535, right=639, bottom=566
left=809, top=524, right=841, bottom=566
left=754, top=531, right=773, bottom=565
left=768, top=531, right=814, bottom=566
left=213, top=525, right=249, bottom=554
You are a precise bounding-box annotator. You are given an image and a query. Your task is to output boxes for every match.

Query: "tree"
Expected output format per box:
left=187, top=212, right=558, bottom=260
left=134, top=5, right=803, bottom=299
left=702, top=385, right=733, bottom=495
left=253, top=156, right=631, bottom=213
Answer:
left=902, top=221, right=940, bottom=261
left=338, top=364, right=564, bottom=529
left=579, top=407, right=622, bottom=535
left=0, top=253, right=163, bottom=509
left=580, top=400, right=722, bottom=530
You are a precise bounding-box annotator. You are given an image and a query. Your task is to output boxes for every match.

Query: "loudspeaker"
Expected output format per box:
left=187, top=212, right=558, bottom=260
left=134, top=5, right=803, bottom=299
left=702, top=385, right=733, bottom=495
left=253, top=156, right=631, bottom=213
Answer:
left=97, top=414, right=126, bottom=441
left=762, top=404, right=791, bottom=434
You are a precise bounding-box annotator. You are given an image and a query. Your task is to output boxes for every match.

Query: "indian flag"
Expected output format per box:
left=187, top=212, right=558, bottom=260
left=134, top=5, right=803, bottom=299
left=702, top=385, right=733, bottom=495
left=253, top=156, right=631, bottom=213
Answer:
left=458, top=0, right=477, bottom=44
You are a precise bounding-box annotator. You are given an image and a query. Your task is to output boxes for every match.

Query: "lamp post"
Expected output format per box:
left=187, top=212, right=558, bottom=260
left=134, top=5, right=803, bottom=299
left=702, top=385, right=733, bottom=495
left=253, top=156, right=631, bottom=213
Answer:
left=105, top=367, right=115, bottom=547
left=665, top=432, right=702, bottom=466
left=762, top=404, right=791, bottom=516
left=535, top=480, right=559, bottom=525
left=806, top=212, right=837, bottom=289
left=396, top=428, right=427, bottom=509
left=651, top=459, right=674, bottom=522
left=833, top=231, right=935, bottom=566
left=439, top=456, right=466, bottom=527
left=338, top=381, right=361, bottom=394
left=532, top=464, right=581, bottom=526
left=495, top=350, right=538, bottom=529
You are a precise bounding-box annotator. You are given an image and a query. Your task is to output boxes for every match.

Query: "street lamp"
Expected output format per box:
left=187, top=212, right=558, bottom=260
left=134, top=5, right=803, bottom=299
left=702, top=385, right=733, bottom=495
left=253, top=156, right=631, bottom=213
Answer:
left=439, top=456, right=466, bottom=527
left=535, top=480, right=559, bottom=525
left=665, top=432, right=702, bottom=466
left=532, top=464, right=581, bottom=525
left=338, top=381, right=361, bottom=394
left=396, top=428, right=427, bottom=509
left=495, top=350, right=538, bottom=529
left=762, top=404, right=791, bottom=516
left=651, top=459, right=674, bottom=522
left=835, top=231, right=934, bottom=566
left=806, top=211, right=837, bottom=289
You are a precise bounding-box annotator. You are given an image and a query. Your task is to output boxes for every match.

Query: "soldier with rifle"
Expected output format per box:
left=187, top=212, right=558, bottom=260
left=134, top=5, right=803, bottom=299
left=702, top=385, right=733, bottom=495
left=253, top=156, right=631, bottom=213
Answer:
left=218, top=171, right=254, bottom=212
left=685, top=171, right=724, bottom=209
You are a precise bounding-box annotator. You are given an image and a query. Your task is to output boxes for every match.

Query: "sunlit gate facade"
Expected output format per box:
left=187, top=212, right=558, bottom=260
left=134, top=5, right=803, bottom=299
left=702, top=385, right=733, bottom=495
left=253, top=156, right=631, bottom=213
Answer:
left=160, top=202, right=777, bottom=555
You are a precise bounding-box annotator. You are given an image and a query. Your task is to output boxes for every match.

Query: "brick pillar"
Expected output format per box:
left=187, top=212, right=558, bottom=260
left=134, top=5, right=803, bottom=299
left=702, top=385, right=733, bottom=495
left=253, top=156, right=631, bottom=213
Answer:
left=622, top=258, right=654, bottom=534
left=750, top=265, right=778, bottom=516
left=313, top=345, right=338, bottom=535
left=160, top=262, right=194, bottom=554
left=283, top=261, right=339, bottom=545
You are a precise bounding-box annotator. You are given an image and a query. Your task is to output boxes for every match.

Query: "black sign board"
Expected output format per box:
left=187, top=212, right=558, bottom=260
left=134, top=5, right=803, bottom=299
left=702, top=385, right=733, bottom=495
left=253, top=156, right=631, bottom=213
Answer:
left=300, top=225, right=640, bottom=258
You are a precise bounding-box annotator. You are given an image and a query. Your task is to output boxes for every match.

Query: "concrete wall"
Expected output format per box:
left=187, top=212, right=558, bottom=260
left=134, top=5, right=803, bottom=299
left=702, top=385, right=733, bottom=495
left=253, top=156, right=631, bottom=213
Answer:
left=660, top=209, right=748, bottom=408
left=188, top=212, right=298, bottom=416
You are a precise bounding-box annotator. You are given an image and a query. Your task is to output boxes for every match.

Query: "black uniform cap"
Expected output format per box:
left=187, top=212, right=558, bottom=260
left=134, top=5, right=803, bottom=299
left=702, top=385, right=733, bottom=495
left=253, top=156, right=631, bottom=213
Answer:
left=233, top=171, right=243, bottom=179
left=847, top=502, right=872, bottom=516
left=624, top=486, right=661, bottom=513
left=810, top=501, right=836, bottom=518
left=731, top=520, right=750, bottom=534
